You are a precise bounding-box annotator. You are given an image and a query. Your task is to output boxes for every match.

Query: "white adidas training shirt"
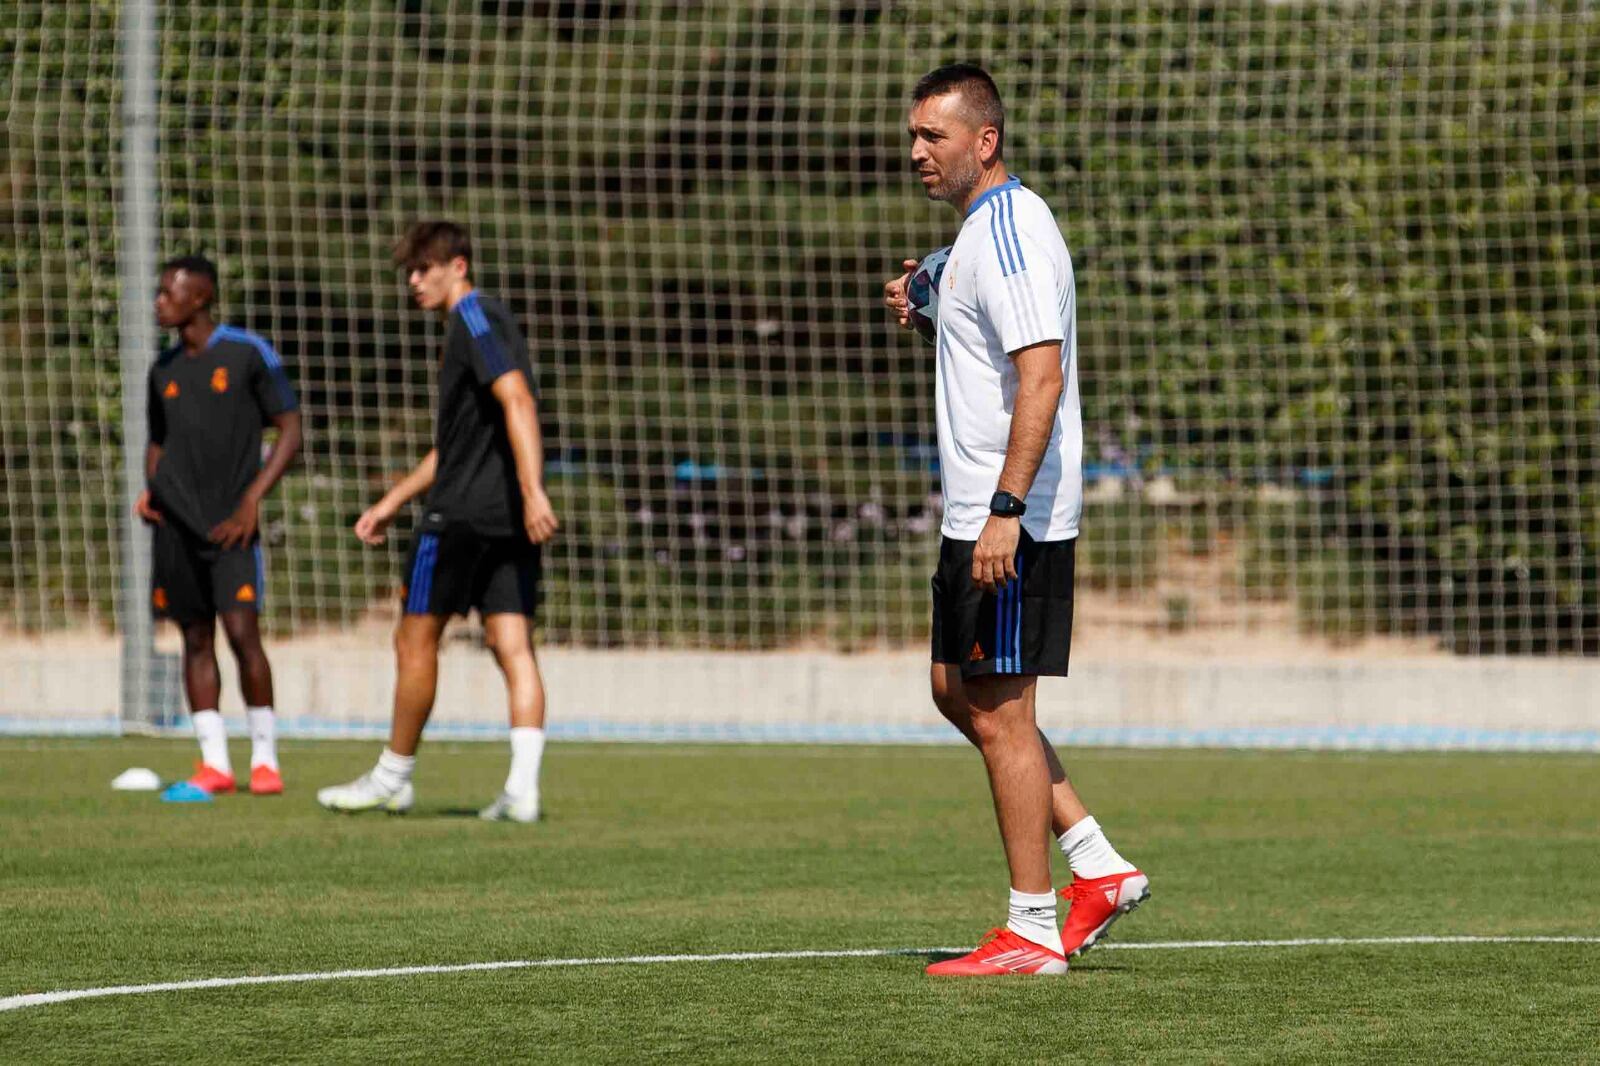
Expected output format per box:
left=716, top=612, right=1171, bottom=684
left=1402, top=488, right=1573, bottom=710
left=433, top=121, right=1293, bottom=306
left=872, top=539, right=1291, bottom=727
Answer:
left=935, top=176, right=1082, bottom=542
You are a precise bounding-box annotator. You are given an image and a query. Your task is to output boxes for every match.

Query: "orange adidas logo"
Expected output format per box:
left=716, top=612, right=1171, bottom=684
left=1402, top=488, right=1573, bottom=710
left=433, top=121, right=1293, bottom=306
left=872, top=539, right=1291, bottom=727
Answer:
left=163, top=381, right=179, bottom=398
left=235, top=584, right=256, bottom=603
left=211, top=367, right=229, bottom=393
left=152, top=587, right=168, bottom=609
left=970, top=641, right=985, bottom=661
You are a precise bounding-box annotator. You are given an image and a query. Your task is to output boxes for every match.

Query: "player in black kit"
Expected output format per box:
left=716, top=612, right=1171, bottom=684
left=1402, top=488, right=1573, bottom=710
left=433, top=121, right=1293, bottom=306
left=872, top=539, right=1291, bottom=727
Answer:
left=136, top=256, right=302, bottom=798
left=318, top=222, right=559, bottom=822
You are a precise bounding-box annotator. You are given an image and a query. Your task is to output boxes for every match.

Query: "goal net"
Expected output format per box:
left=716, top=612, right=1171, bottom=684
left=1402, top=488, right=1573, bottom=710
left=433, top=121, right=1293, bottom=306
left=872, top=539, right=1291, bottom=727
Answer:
left=5, top=2, right=1597, bottom=745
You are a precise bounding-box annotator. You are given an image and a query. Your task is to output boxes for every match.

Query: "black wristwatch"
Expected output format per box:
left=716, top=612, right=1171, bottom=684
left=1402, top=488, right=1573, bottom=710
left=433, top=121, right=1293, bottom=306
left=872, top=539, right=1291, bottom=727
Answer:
left=989, top=491, right=1027, bottom=518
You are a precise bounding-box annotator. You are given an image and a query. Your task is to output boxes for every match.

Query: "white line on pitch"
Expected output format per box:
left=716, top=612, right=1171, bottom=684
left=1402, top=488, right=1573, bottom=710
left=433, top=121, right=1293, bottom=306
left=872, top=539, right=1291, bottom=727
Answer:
left=4, top=936, right=1598, bottom=1014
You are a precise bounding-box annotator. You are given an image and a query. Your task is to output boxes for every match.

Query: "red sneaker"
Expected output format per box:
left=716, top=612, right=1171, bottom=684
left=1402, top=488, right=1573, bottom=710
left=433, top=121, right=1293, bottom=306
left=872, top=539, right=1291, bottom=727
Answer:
left=249, top=764, right=284, bottom=795
left=1059, top=870, right=1150, bottom=957
left=187, top=762, right=236, bottom=795
left=925, top=928, right=1068, bottom=976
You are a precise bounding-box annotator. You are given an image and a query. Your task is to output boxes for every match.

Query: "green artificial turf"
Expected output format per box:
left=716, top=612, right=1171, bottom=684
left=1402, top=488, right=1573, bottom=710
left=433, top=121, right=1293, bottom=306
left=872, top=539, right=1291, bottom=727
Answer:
left=2, top=739, right=1597, bottom=1064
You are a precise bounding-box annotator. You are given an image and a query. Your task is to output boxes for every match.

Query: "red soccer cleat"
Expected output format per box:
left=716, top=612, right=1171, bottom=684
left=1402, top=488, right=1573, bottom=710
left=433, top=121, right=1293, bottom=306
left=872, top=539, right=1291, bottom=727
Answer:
left=249, top=764, right=284, bottom=795
left=187, top=762, right=236, bottom=795
left=925, top=928, right=1069, bottom=976
left=1059, top=870, right=1150, bottom=957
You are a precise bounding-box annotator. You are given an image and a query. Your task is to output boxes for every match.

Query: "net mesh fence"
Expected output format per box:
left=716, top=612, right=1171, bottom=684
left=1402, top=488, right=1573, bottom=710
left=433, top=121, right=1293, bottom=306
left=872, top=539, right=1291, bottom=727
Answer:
left=5, top=2, right=1599, bottom=733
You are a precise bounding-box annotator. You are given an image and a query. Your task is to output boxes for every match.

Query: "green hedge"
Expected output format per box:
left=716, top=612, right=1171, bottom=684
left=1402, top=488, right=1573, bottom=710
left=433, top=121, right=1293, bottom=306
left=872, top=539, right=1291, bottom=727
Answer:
left=4, top=2, right=1597, bottom=652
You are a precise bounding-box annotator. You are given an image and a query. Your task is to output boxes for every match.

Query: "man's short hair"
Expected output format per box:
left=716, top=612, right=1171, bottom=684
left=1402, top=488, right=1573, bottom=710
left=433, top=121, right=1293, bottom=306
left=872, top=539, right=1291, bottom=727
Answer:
left=394, top=220, right=472, bottom=274
left=159, top=255, right=219, bottom=304
left=911, top=63, right=1005, bottom=146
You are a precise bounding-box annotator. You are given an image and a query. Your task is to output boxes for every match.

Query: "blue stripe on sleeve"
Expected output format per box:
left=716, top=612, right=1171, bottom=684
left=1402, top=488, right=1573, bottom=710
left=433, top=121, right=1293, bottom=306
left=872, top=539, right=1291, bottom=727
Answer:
left=988, top=203, right=1015, bottom=277
left=1003, top=192, right=1028, bottom=273
left=457, top=294, right=510, bottom=378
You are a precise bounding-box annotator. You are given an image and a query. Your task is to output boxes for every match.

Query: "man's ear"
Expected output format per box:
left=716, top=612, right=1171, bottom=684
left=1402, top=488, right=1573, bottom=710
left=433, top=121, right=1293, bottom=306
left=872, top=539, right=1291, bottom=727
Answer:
left=979, top=125, right=1002, bottom=166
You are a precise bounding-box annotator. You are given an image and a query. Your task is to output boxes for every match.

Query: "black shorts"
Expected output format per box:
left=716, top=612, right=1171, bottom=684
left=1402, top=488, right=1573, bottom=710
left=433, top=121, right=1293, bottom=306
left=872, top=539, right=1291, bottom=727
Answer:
left=931, top=533, right=1075, bottom=680
left=152, top=523, right=264, bottom=625
left=401, top=523, right=541, bottom=618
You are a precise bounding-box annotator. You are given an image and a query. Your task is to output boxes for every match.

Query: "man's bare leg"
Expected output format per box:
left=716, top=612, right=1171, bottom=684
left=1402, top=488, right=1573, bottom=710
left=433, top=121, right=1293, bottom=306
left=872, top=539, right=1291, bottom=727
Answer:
left=963, top=673, right=1054, bottom=895
left=387, top=613, right=449, bottom=756
left=932, top=662, right=1148, bottom=956
left=932, top=663, right=1087, bottom=834
left=178, top=619, right=232, bottom=780
left=479, top=613, right=546, bottom=822
left=483, top=613, right=545, bottom=729
left=316, top=612, right=447, bottom=813
left=220, top=608, right=280, bottom=779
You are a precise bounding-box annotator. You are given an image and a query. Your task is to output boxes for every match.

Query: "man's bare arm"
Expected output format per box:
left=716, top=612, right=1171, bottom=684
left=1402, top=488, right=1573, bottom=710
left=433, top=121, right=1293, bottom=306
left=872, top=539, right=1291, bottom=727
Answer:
left=995, top=342, right=1064, bottom=500
left=135, top=442, right=166, bottom=524
left=354, top=449, right=438, bottom=545
left=970, top=341, right=1064, bottom=592
left=211, top=410, right=303, bottom=548
left=490, top=372, right=558, bottom=544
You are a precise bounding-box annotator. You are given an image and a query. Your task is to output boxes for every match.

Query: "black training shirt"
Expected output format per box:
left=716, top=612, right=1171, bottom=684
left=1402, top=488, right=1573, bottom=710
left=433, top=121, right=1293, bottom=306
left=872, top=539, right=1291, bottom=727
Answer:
left=423, top=291, right=536, bottom=537
left=146, top=325, right=299, bottom=537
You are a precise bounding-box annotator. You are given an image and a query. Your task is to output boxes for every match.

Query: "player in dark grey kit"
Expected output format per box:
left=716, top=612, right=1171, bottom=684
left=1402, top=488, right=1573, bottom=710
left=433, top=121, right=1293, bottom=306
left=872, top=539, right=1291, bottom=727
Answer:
left=136, top=255, right=302, bottom=798
left=318, top=222, right=558, bottom=822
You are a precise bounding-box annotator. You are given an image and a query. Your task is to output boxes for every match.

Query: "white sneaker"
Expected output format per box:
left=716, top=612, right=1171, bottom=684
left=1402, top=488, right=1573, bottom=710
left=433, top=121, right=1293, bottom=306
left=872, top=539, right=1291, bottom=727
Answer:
left=478, top=791, right=539, bottom=823
left=316, top=772, right=414, bottom=815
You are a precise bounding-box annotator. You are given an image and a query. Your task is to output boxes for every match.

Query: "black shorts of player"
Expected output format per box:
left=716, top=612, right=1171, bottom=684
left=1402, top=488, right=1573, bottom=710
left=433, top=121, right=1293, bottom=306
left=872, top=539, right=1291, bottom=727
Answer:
left=151, top=522, right=265, bottom=625
left=400, top=523, right=541, bottom=618
left=931, top=533, right=1075, bottom=680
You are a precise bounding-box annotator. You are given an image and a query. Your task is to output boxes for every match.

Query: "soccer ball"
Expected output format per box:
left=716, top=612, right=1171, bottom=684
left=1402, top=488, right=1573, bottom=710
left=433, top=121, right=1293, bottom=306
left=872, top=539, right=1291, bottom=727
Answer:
left=906, top=245, right=951, bottom=345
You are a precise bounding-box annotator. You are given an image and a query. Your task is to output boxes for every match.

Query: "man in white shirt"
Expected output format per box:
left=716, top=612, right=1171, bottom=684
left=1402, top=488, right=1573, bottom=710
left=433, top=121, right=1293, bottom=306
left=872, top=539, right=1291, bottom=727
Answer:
left=884, top=65, right=1149, bottom=976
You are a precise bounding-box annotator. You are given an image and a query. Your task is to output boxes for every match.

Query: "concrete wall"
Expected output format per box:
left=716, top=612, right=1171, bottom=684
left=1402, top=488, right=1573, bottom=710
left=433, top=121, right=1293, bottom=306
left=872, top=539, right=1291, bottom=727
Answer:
left=3, top=639, right=1598, bottom=749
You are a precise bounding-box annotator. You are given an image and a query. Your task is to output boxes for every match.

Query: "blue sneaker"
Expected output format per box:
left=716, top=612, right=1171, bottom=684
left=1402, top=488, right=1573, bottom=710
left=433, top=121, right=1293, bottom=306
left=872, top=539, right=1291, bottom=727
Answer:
left=161, top=781, right=214, bottom=803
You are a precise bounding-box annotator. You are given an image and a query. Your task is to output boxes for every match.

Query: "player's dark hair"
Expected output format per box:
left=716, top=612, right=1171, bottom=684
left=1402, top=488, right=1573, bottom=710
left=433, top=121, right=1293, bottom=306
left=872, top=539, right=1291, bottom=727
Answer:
left=911, top=63, right=1005, bottom=148
left=159, top=255, right=219, bottom=305
left=394, top=220, right=473, bottom=275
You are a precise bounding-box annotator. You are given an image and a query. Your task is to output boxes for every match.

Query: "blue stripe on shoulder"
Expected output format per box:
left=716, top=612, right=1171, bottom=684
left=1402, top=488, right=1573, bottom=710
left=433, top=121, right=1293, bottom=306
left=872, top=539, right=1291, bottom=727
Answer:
left=217, top=325, right=297, bottom=410
left=457, top=294, right=510, bottom=377
left=1004, top=192, right=1027, bottom=273
left=988, top=203, right=1014, bottom=277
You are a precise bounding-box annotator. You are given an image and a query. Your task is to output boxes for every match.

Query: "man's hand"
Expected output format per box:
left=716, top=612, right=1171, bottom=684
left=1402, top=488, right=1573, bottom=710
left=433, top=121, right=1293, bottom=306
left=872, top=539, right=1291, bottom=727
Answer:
left=354, top=498, right=400, bottom=546
left=972, top=515, right=1021, bottom=593
left=523, top=488, right=559, bottom=545
left=134, top=490, right=164, bottom=526
left=882, top=258, right=919, bottom=330
left=209, top=496, right=259, bottom=549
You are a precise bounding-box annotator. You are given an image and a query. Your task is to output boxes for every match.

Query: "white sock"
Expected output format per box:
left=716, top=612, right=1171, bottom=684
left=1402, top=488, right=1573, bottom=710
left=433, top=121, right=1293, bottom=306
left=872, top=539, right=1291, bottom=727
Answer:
left=505, top=727, right=545, bottom=799
left=247, top=706, right=278, bottom=770
left=1058, top=815, right=1138, bottom=880
left=1007, top=888, right=1063, bottom=955
left=372, top=747, right=415, bottom=793
left=192, top=709, right=231, bottom=774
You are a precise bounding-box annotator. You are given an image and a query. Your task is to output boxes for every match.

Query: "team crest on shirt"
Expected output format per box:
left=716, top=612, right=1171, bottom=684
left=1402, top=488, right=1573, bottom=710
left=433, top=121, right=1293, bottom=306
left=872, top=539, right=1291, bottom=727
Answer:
left=235, top=584, right=255, bottom=603
left=163, top=380, right=179, bottom=399
left=211, top=367, right=229, bottom=393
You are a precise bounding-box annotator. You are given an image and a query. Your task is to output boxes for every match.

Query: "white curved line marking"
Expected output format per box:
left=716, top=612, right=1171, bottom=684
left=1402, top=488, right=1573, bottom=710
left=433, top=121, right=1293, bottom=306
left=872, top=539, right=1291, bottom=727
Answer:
left=4, top=936, right=1597, bottom=1014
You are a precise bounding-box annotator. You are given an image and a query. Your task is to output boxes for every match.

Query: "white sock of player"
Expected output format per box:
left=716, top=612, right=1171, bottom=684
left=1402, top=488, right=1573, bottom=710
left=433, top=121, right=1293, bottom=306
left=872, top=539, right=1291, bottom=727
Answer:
left=1007, top=888, right=1064, bottom=955
left=192, top=709, right=231, bottom=774
left=1058, top=815, right=1138, bottom=880
left=371, top=747, right=415, bottom=794
left=247, top=706, right=278, bottom=770
left=505, top=726, right=545, bottom=799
